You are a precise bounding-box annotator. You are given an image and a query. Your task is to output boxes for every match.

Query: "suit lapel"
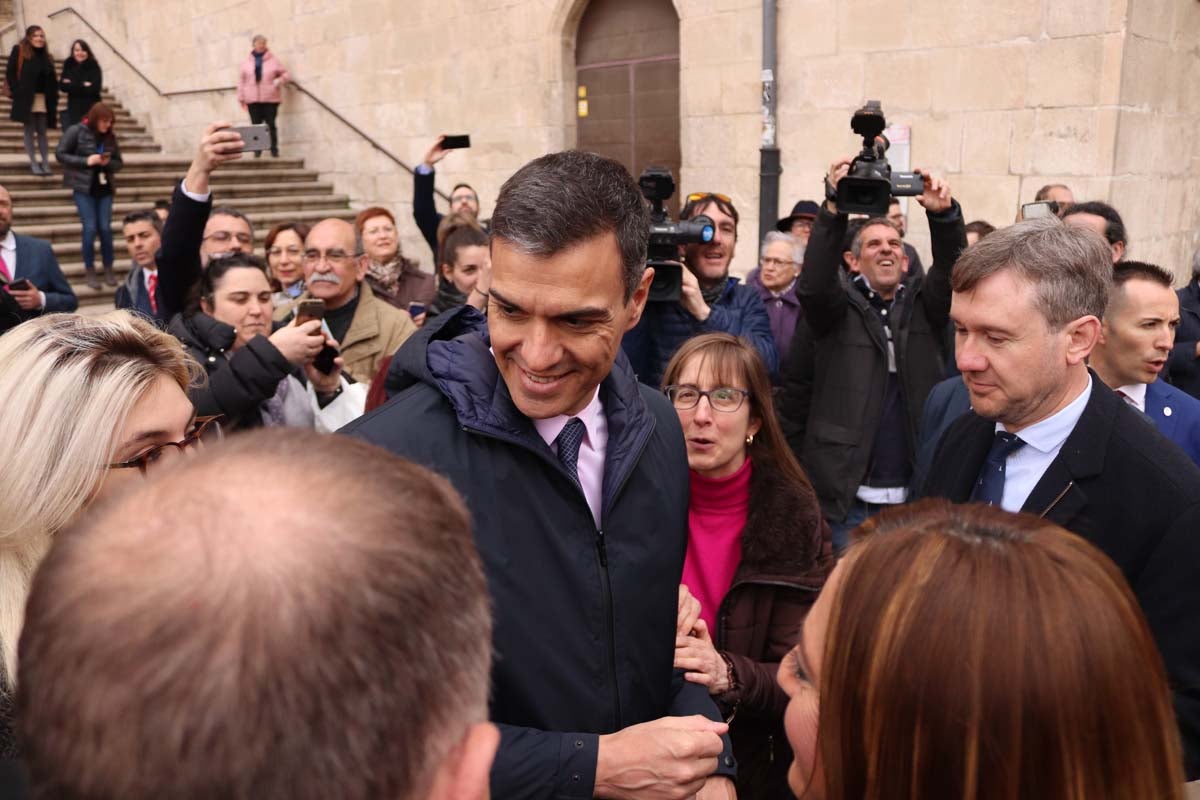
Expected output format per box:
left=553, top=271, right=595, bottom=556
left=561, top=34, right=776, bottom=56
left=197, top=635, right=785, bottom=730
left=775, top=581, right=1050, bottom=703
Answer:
left=1144, top=381, right=1177, bottom=440
left=1021, top=379, right=1112, bottom=522
left=12, top=235, right=27, bottom=280
left=937, top=413, right=995, bottom=501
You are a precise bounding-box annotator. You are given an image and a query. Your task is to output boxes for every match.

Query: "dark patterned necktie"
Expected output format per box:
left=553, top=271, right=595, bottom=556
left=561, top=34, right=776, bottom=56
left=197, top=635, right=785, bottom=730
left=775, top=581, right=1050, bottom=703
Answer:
left=971, top=431, right=1026, bottom=506
left=555, top=418, right=586, bottom=485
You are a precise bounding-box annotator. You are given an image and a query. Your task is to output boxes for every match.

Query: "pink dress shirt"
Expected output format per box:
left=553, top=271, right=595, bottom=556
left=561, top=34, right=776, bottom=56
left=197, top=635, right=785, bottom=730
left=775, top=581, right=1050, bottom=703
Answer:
left=533, top=389, right=607, bottom=529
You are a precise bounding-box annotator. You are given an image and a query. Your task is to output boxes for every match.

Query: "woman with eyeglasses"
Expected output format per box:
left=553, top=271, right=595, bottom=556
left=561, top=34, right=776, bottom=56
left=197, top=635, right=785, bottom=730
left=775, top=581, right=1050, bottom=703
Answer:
left=264, top=221, right=309, bottom=307
left=747, top=231, right=804, bottom=368
left=661, top=332, right=831, bottom=799
left=167, top=253, right=366, bottom=432
left=0, top=310, right=208, bottom=756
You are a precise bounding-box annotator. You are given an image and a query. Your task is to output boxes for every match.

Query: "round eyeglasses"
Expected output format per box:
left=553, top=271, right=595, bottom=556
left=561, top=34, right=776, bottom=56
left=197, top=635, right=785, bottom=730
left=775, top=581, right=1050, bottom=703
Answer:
left=664, top=385, right=750, bottom=413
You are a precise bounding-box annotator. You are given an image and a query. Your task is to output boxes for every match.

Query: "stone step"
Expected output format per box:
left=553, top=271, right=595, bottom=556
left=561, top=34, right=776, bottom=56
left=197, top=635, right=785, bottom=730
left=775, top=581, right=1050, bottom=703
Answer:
left=35, top=204, right=354, bottom=244
left=15, top=193, right=350, bottom=225
left=0, top=167, right=321, bottom=192
left=0, top=129, right=156, bottom=143
left=46, top=208, right=357, bottom=256
left=8, top=180, right=335, bottom=204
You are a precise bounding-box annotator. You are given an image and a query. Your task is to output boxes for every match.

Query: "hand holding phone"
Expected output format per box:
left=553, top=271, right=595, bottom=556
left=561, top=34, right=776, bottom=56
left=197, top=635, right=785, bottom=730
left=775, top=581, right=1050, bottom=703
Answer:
left=440, top=134, right=471, bottom=150
left=7, top=279, right=32, bottom=291
left=294, top=299, right=326, bottom=327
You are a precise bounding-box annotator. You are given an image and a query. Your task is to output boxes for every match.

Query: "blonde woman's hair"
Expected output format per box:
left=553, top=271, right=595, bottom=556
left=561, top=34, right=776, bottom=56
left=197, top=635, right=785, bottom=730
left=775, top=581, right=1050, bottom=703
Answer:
left=0, top=311, right=199, bottom=686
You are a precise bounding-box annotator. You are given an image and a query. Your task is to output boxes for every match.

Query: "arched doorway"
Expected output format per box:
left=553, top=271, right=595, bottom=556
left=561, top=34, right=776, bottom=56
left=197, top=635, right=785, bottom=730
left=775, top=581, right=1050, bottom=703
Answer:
left=574, top=0, right=681, bottom=212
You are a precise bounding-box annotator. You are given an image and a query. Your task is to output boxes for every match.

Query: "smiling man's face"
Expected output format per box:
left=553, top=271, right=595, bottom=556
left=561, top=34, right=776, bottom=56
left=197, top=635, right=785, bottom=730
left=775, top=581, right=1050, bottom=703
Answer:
left=487, top=233, right=651, bottom=419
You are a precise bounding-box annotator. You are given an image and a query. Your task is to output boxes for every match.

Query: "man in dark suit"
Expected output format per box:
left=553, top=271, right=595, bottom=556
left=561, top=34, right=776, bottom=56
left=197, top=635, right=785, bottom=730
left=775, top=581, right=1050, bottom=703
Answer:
left=0, top=184, right=77, bottom=317
left=1168, top=247, right=1200, bottom=399
left=1089, top=260, right=1200, bottom=466
left=921, top=216, right=1200, bottom=779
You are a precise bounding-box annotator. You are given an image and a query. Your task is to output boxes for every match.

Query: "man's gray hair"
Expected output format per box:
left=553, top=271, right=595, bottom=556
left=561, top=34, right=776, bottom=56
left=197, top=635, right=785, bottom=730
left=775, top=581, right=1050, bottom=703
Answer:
left=760, top=230, right=803, bottom=266
left=951, top=216, right=1111, bottom=328
left=489, top=150, right=649, bottom=302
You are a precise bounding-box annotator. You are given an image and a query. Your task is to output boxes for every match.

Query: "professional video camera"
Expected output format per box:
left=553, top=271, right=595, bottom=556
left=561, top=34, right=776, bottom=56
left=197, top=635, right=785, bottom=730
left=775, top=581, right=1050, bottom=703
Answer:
left=639, top=166, right=714, bottom=303
left=836, top=101, right=922, bottom=216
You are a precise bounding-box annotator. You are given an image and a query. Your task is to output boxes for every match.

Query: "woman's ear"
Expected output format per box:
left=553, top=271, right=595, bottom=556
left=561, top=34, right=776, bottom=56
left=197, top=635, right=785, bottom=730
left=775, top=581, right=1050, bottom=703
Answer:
left=200, top=296, right=213, bottom=316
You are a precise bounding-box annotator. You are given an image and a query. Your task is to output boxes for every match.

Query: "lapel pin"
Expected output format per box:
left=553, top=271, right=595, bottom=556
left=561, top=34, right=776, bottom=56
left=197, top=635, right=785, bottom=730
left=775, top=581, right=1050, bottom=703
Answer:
left=1164, top=407, right=1173, bottom=417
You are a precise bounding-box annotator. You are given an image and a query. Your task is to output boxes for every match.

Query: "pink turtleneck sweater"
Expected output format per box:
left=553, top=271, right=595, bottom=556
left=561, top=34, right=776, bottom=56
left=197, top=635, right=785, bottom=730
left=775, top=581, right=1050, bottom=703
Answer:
left=681, top=458, right=752, bottom=635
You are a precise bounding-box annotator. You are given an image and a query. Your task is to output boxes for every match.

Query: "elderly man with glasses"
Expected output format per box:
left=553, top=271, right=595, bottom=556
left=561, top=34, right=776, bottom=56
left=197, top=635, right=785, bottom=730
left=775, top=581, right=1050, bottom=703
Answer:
left=274, top=218, right=416, bottom=384
left=621, top=191, right=777, bottom=387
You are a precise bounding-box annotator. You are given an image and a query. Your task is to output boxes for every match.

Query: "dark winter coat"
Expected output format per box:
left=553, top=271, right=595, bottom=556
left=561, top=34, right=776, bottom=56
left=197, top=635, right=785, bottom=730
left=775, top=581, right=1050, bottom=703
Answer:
left=167, top=312, right=291, bottom=431
left=55, top=122, right=122, bottom=194
left=712, top=461, right=832, bottom=798
left=746, top=269, right=804, bottom=368
left=621, top=277, right=779, bottom=388
left=345, top=307, right=736, bottom=799
left=113, top=264, right=168, bottom=323
left=5, top=45, right=57, bottom=127
left=778, top=201, right=965, bottom=521
left=58, top=57, right=101, bottom=124
left=1168, top=278, right=1200, bottom=400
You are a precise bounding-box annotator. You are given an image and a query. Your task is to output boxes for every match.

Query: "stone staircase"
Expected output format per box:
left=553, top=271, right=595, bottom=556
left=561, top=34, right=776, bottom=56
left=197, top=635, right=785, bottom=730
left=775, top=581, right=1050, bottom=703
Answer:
left=0, top=57, right=355, bottom=313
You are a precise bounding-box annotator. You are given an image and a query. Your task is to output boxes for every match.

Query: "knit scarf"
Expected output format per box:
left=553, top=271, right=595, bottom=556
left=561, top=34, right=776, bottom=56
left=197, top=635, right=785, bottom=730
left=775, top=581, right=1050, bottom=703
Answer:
left=701, top=278, right=727, bottom=307
left=366, top=256, right=414, bottom=297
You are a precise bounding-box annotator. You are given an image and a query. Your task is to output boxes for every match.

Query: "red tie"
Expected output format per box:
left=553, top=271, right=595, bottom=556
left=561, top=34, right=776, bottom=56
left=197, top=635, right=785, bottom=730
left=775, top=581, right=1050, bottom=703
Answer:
left=147, top=272, right=158, bottom=315
left=0, top=253, right=10, bottom=283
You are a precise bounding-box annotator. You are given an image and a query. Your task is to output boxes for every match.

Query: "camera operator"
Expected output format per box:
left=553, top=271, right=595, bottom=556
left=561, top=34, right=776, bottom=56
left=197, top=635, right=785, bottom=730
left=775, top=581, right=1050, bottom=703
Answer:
left=778, top=157, right=965, bottom=551
left=622, top=192, right=777, bottom=387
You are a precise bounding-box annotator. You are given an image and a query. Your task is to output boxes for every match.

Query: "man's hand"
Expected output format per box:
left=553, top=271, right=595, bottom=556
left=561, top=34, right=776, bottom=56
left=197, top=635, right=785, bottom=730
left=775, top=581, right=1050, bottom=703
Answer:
left=679, top=266, right=711, bottom=322
left=269, top=319, right=326, bottom=366
left=422, top=135, right=450, bottom=170
left=185, top=122, right=244, bottom=195
left=914, top=170, right=952, bottom=213
left=695, top=776, right=737, bottom=800
left=595, top=715, right=728, bottom=800
left=7, top=282, right=42, bottom=311
left=675, top=620, right=731, bottom=695
left=304, top=333, right=342, bottom=393
left=677, top=584, right=701, bottom=637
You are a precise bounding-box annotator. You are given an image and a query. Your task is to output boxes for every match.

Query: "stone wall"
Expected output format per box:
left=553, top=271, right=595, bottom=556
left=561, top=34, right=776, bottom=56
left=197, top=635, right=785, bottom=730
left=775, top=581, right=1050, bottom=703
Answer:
left=18, top=0, right=1200, bottom=279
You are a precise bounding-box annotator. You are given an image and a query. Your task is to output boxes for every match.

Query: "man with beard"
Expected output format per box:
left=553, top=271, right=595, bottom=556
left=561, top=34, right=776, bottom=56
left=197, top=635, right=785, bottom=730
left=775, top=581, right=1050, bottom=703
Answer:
left=0, top=183, right=76, bottom=322
left=621, top=192, right=776, bottom=387
left=1089, top=260, right=1200, bottom=466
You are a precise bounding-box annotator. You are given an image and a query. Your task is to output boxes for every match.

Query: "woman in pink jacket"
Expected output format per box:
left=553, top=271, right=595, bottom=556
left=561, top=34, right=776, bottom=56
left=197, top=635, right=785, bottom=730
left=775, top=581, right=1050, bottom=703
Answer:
left=237, top=35, right=290, bottom=158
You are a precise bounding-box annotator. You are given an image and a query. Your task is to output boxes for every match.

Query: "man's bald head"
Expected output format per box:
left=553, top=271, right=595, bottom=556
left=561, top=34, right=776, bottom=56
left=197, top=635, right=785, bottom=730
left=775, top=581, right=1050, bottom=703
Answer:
left=303, top=218, right=366, bottom=309
left=18, top=429, right=494, bottom=800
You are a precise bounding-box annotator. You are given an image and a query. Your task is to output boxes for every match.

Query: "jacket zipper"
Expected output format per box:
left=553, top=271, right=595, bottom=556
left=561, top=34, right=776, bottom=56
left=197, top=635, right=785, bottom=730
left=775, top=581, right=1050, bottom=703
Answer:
left=464, top=421, right=655, bottom=730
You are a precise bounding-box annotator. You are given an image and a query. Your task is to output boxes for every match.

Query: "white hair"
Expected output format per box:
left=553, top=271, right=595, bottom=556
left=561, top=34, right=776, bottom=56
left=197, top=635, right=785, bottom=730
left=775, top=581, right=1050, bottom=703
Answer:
left=760, top=230, right=804, bottom=266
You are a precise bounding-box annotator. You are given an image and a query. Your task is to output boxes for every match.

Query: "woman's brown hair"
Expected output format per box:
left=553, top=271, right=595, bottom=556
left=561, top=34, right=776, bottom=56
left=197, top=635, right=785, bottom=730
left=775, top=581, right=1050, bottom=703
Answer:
left=816, top=500, right=1184, bottom=800
left=264, top=221, right=310, bottom=253
left=84, top=102, right=115, bottom=144
left=661, top=332, right=814, bottom=497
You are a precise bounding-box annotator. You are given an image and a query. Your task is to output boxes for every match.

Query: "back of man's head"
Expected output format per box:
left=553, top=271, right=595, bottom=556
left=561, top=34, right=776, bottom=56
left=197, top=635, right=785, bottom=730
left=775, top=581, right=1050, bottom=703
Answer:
left=18, top=429, right=495, bottom=800
left=952, top=215, right=1111, bottom=328
left=489, top=150, right=649, bottom=302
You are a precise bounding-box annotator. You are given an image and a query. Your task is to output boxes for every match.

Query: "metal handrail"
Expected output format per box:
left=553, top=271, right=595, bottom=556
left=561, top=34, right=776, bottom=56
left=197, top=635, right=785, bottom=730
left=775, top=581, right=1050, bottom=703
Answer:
left=45, top=6, right=445, bottom=197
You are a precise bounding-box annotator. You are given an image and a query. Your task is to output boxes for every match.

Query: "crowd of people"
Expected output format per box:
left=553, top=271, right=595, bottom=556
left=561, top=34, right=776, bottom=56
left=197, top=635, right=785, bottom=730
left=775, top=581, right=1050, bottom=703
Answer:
left=0, top=22, right=1199, bottom=800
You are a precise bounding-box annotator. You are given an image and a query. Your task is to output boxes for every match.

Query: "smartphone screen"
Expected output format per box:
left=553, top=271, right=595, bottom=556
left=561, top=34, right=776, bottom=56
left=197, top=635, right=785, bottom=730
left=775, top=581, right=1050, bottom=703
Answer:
left=441, top=134, right=471, bottom=150
left=1022, top=201, right=1057, bottom=219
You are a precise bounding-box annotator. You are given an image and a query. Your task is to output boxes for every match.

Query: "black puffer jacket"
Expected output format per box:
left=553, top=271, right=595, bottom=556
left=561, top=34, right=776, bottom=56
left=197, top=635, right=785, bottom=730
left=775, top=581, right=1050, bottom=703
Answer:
left=167, top=312, right=290, bottom=431
left=55, top=122, right=122, bottom=194
left=346, top=307, right=736, bottom=799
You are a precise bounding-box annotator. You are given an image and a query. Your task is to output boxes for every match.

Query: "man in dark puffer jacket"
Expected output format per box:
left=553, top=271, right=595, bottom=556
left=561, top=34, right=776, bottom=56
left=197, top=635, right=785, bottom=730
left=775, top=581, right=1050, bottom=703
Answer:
left=350, top=151, right=737, bottom=800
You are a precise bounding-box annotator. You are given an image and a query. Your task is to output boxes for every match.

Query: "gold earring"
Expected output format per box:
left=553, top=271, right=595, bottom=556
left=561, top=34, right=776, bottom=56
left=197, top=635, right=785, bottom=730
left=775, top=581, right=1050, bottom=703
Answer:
left=746, top=433, right=754, bottom=446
